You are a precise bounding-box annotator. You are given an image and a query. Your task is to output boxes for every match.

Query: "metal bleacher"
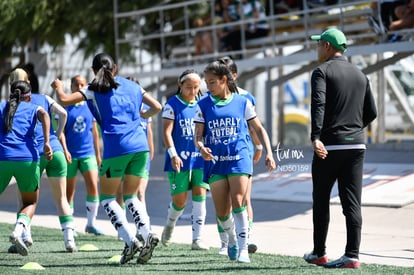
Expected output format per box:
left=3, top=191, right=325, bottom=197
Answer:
left=113, top=0, right=414, bottom=145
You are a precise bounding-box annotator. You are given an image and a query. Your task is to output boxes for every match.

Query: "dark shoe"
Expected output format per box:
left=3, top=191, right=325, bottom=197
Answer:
left=324, top=255, right=360, bottom=268
left=136, top=233, right=159, bottom=264
left=120, top=238, right=142, bottom=264
left=303, top=251, right=328, bottom=266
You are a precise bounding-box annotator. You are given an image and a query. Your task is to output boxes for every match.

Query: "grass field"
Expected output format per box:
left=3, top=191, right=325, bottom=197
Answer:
left=0, top=223, right=411, bottom=275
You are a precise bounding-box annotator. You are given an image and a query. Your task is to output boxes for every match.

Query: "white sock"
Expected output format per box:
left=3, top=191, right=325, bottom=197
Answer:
left=248, top=220, right=253, bottom=243
left=23, top=223, right=32, bottom=240
left=14, top=216, right=29, bottom=237
left=86, top=200, right=99, bottom=227
left=125, top=196, right=151, bottom=240
left=233, top=208, right=249, bottom=252
left=61, top=221, right=75, bottom=242
left=101, top=197, right=134, bottom=243
left=217, top=221, right=229, bottom=247
left=192, top=199, right=206, bottom=241
left=218, top=213, right=237, bottom=247
left=166, top=202, right=184, bottom=227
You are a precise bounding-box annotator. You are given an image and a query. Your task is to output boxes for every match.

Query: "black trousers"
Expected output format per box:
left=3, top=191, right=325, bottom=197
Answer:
left=311, top=149, right=365, bottom=259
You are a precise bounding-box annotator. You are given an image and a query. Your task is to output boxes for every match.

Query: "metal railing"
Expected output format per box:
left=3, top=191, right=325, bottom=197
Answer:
left=112, top=0, right=414, bottom=145
left=113, top=0, right=379, bottom=74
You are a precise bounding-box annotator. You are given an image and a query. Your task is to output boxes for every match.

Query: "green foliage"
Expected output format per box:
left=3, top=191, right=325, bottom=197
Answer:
left=0, top=223, right=412, bottom=275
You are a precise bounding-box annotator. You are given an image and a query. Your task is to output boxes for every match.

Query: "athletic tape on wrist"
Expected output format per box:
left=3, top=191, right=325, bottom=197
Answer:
left=167, top=147, right=178, bottom=158
left=255, top=144, right=263, bottom=150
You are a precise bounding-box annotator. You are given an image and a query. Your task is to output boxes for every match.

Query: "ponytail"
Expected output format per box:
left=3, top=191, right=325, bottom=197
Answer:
left=5, top=81, right=31, bottom=133
left=89, top=53, right=119, bottom=93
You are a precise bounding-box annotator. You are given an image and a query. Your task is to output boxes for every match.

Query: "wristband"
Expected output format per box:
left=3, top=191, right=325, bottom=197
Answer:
left=255, top=144, right=263, bottom=151
left=167, top=147, right=178, bottom=158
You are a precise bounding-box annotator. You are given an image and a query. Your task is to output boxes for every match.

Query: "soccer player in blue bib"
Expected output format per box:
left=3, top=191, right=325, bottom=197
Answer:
left=116, top=77, right=155, bottom=243
left=59, top=75, right=103, bottom=236
left=215, top=57, right=264, bottom=255
left=1, top=80, right=52, bottom=256
left=194, top=60, right=276, bottom=263
left=52, top=53, right=162, bottom=264
left=8, top=69, right=77, bottom=253
left=161, top=69, right=210, bottom=250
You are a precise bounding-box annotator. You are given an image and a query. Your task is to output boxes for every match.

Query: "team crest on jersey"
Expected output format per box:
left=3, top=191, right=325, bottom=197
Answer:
left=73, top=116, right=86, bottom=133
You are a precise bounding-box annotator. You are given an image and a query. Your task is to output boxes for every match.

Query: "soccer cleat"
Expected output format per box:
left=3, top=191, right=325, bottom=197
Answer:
left=120, top=238, right=142, bottom=264
left=237, top=249, right=251, bottom=263
left=23, top=236, right=33, bottom=248
left=303, top=252, right=328, bottom=266
left=191, top=239, right=209, bottom=250
left=63, top=228, right=77, bottom=252
left=85, top=225, right=104, bottom=236
left=324, top=255, right=360, bottom=269
left=9, top=232, right=28, bottom=256
left=136, top=233, right=159, bottom=264
left=136, top=233, right=145, bottom=246
left=65, top=239, right=78, bottom=253
left=8, top=230, right=32, bottom=254
left=22, top=229, right=33, bottom=247
left=227, top=244, right=239, bottom=261
left=218, top=242, right=228, bottom=256
left=161, top=225, right=174, bottom=247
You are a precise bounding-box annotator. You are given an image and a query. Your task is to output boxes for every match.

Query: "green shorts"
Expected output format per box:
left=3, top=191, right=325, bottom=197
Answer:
left=40, top=151, right=67, bottom=177
left=167, top=169, right=209, bottom=195
left=100, top=151, right=149, bottom=178
left=67, top=156, right=98, bottom=179
left=0, top=161, right=40, bottom=193
left=208, top=173, right=250, bottom=184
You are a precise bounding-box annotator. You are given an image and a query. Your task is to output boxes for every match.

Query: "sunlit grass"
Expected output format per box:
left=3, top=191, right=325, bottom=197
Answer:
left=0, top=223, right=411, bottom=275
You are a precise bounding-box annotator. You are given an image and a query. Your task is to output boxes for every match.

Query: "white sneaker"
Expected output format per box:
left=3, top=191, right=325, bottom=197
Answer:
left=9, top=232, right=28, bottom=256
left=237, top=249, right=251, bottom=263
left=161, top=225, right=174, bottom=247
left=218, top=242, right=228, bottom=256
left=65, top=239, right=78, bottom=252
left=191, top=239, right=209, bottom=250
left=63, top=228, right=77, bottom=252
left=22, top=229, right=33, bottom=247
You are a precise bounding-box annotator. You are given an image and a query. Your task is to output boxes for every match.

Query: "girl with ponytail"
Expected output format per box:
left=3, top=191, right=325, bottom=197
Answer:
left=0, top=79, right=52, bottom=256
left=52, top=52, right=162, bottom=264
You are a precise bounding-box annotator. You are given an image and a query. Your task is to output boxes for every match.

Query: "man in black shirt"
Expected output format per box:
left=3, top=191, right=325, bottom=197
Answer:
left=303, top=28, right=377, bottom=269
